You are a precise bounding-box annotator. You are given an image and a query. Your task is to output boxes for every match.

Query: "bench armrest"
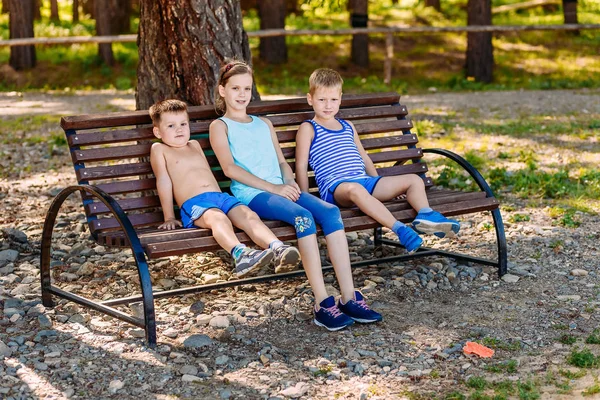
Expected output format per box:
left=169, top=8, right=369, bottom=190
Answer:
left=421, top=148, right=496, bottom=198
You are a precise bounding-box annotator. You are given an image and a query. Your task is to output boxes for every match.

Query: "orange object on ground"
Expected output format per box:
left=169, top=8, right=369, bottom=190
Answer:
left=463, top=341, right=495, bottom=358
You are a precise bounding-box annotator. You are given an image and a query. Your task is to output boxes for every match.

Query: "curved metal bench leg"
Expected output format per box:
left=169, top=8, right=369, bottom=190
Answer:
left=421, top=148, right=508, bottom=276
left=491, top=208, right=508, bottom=276
left=40, top=185, right=157, bottom=346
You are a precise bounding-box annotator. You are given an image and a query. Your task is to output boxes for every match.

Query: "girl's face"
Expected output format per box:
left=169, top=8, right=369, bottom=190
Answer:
left=219, top=73, right=253, bottom=113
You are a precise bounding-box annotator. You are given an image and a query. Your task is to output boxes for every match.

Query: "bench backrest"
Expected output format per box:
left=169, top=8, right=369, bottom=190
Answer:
left=61, top=92, right=432, bottom=240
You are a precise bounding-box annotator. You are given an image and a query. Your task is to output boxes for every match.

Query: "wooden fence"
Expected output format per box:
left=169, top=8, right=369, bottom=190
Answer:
left=1, top=24, right=599, bottom=83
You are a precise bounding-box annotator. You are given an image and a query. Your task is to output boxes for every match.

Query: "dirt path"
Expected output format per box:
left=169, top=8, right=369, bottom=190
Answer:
left=1, top=89, right=599, bottom=399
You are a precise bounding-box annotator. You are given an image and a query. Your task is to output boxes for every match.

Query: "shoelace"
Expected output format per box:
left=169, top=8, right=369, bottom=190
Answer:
left=322, top=305, right=343, bottom=318
left=353, top=299, right=370, bottom=311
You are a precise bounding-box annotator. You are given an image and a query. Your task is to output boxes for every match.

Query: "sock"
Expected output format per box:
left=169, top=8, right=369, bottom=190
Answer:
left=391, top=221, right=405, bottom=236
left=231, top=244, right=247, bottom=259
left=269, top=240, right=284, bottom=251
left=418, top=207, right=433, bottom=214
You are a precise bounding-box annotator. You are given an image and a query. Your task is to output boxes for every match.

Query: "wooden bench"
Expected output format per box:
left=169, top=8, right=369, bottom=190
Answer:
left=40, top=92, right=507, bottom=346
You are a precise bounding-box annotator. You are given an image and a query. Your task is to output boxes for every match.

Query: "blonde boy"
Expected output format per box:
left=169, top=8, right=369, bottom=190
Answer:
left=295, top=69, right=460, bottom=252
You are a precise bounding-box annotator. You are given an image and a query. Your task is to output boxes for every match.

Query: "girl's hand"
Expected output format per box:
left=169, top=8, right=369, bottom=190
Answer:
left=158, top=219, right=182, bottom=230
left=273, top=184, right=301, bottom=202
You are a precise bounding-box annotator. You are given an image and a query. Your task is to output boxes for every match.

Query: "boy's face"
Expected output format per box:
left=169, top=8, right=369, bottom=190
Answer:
left=153, top=111, right=190, bottom=148
left=307, top=85, right=342, bottom=121
left=219, top=73, right=253, bottom=113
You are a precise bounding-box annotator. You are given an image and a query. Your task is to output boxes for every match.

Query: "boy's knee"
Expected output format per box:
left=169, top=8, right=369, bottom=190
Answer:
left=345, top=183, right=367, bottom=200
left=206, top=210, right=232, bottom=227
left=239, top=206, right=260, bottom=221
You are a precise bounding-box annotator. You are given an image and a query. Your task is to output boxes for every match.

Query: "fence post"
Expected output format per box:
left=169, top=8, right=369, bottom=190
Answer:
left=384, top=32, right=394, bottom=84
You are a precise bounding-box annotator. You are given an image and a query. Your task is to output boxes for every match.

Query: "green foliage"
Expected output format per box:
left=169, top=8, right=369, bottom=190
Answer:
left=585, top=329, right=600, bottom=345
left=568, top=348, right=600, bottom=368
left=482, top=337, right=521, bottom=351
left=559, top=369, right=587, bottom=379
left=467, top=376, right=487, bottom=390
left=485, top=360, right=519, bottom=374
left=516, top=380, right=540, bottom=400
left=1, top=0, right=600, bottom=92
left=583, top=383, right=600, bottom=396
left=445, top=392, right=466, bottom=400
left=509, top=213, right=530, bottom=223
left=487, top=166, right=600, bottom=201
left=559, top=334, right=578, bottom=345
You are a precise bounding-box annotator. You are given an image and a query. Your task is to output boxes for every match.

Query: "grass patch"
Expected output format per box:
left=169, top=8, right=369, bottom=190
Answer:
left=485, top=360, right=519, bottom=373
left=568, top=348, right=600, bottom=368
left=482, top=337, right=521, bottom=351
left=516, top=380, right=540, bottom=400
left=559, top=334, right=578, bottom=345
left=559, top=369, right=587, bottom=380
left=583, top=382, right=600, bottom=396
left=509, top=213, right=531, bottom=223
left=585, top=329, right=600, bottom=345
left=466, top=376, right=487, bottom=390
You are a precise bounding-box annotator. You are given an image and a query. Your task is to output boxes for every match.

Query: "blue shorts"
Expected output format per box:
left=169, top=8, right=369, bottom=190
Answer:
left=180, top=192, right=242, bottom=228
left=325, top=176, right=383, bottom=205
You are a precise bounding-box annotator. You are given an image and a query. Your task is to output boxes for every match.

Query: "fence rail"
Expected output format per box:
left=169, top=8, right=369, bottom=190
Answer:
left=2, top=24, right=599, bottom=83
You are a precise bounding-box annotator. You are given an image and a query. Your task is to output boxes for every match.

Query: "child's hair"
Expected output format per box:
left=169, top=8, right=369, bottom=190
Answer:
left=215, top=59, right=254, bottom=114
left=149, top=99, right=188, bottom=126
left=309, top=68, right=344, bottom=95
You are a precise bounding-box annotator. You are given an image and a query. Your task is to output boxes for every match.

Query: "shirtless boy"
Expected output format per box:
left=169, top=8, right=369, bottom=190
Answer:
left=149, top=99, right=300, bottom=277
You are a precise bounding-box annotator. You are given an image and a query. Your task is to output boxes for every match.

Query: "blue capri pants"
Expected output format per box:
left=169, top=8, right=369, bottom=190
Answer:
left=248, top=192, right=344, bottom=239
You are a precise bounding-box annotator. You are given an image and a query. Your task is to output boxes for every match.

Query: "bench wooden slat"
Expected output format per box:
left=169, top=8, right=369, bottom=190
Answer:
left=275, top=119, right=413, bottom=144
left=144, top=196, right=499, bottom=258
left=94, top=189, right=489, bottom=244
left=76, top=162, right=153, bottom=181
left=86, top=195, right=162, bottom=216
left=61, top=93, right=402, bottom=131
left=94, top=178, right=157, bottom=195
left=266, top=105, right=408, bottom=128
left=72, top=143, right=153, bottom=163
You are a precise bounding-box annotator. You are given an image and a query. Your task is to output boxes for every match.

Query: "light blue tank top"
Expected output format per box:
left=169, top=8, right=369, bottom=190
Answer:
left=219, top=116, right=283, bottom=204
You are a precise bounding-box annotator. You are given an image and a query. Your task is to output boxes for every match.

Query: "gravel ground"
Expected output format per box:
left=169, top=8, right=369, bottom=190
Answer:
left=1, top=89, right=600, bottom=399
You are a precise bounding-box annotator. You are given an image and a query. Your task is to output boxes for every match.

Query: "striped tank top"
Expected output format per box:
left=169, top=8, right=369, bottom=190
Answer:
left=307, top=119, right=368, bottom=200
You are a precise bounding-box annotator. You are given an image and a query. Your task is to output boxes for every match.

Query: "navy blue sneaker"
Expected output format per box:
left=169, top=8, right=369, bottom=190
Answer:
left=338, top=291, right=383, bottom=323
left=412, top=210, right=460, bottom=238
left=394, top=224, right=423, bottom=253
left=314, top=296, right=354, bottom=331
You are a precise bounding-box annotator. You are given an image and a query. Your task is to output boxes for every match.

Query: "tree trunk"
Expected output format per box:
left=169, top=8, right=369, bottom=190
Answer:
left=33, top=0, right=41, bottom=20
left=425, top=0, right=441, bottom=11
left=349, top=0, right=369, bottom=67
left=562, top=0, right=579, bottom=34
left=73, top=0, right=79, bottom=23
left=2, top=0, right=9, bottom=14
left=50, top=0, right=59, bottom=20
left=82, top=0, right=93, bottom=17
left=95, top=0, right=114, bottom=65
left=111, top=0, right=131, bottom=34
left=136, top=0, right=256, bottom=110
left=9, top=0, right=36, bottom=70
left=258, top=0, right=287, bottom=64
left=466, top=0, right=493, bottom=83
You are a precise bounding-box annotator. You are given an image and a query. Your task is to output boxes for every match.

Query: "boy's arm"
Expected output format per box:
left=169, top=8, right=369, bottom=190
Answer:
left=295, top=122, right=314, bottom=192
left=349, top=120, right=378, bottom=176
left=209, top=119, right=297, bottom=201
left=150, top=143, right=182, bottom=230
